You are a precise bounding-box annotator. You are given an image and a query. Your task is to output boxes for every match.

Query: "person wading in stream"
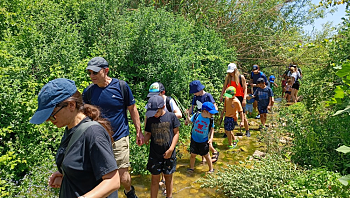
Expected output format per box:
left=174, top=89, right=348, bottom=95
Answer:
left=143, top=95, right=180, bottom=198
left=185, top=80, right=220, bottom=163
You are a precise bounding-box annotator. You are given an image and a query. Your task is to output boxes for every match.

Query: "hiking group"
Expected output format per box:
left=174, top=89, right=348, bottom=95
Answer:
left=30, top=57, right=300, bottom=198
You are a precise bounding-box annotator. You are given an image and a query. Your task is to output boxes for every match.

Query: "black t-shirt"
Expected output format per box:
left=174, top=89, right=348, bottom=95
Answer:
left=145, top=112, right=180, bottom=159
left=56, top=118, right=118, bottom=198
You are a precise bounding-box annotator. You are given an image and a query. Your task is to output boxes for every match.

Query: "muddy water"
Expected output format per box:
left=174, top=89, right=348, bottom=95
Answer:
left=118, top=121, right=267, bottom=198
left=119, top=99, right=283, bottom=197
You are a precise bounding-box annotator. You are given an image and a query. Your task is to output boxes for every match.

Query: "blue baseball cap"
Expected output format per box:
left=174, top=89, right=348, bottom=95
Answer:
left=269, top=75, right=275, bottom=83
left=30, top=78, right=77, bottom=124
left=189, top=80, right=205, bottom=94
left=252, top=65, right=259, bottom=71
left=146, top=95, right=165, bottom=117
left=86, top=57, right=109, bottom=72
left=202, top=102, right=218, bottom=114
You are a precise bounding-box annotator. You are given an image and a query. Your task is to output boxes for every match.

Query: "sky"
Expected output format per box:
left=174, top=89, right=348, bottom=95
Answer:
left=303, top=0, right=347, bottom=32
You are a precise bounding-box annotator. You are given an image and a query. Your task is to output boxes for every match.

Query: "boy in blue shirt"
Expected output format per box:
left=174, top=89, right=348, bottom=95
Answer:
left=252, top=78, right=274, bottom=128
left=185, top=80, right=219, bottom=163
left=187, top=102, right=217, bottom=174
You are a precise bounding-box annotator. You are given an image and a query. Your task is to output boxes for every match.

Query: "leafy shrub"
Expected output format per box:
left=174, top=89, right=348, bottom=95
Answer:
left=200, top=154, right=350, bottom=197
left=200, top=154, right=300, bottom=197
left=280, top=168, right=350, bottom=197
left=279, top=102, right=350, bottom=173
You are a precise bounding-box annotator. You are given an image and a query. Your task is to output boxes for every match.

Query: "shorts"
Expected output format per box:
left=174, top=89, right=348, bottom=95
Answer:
left=236, top=96, right=246, bottom=113
left=292, top=81, right=300, bottom=90
left=112, top=136, right=130, bottom=168
left=224, top=117, right=237, bottom=131
left=285, top=91, right=291, bottom=95
left=258, top=106, right=268, bottom=114
left=245, top=104, right=253, bottom=113
left=190, top=138, right=209, bottom=156
left=147, top=156, right=176, bottom=175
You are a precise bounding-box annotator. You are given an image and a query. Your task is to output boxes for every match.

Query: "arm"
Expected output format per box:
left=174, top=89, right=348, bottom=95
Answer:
left=164, top=127, right=179, bottom=159
left=241, top=76, right=247, bottom=107
left=171, top=99, right=183, bottom=119
left=219, top=77, right=229, bottom=102
left=208, top=126, right=215, bottom=145
left=268, top=97, right=274, bottom=110
left=184, top=105, right=193, bottom=125
left=128, top=104, right=144, bottom=146
left=144, top=131, right=151, bottom=145
left=80, top=169, right=120, bottom=198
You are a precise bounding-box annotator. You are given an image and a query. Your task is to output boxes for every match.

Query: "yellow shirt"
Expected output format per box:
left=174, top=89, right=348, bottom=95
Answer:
left=224, top=97, right=243, bottom=121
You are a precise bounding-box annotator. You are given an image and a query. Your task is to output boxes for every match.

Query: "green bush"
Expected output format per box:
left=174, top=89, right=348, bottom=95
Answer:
left=279, top=102, right=350, bottom=173
left=200, top=154, right=350, bottom=197
left=0, top=1, right=235, bottom=196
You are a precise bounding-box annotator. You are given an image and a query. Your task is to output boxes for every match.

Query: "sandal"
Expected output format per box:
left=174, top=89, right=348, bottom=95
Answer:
left=211, top=152, right=219, bottom=163
left=208, top=169, right=215, bottom=174
left=187, top=168, right=194, bottom=173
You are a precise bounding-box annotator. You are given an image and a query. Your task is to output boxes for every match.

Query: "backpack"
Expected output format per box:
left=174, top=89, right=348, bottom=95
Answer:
left=85, top=79, right=128, bottom=109
left=165, top=96, right=172, bottom=113
left=251, top=71, right=264, bottom=80
left=191, top=112, right=214, bottom=135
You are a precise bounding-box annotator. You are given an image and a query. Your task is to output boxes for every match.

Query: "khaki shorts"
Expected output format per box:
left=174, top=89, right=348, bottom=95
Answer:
left=112, top=136, right=130, bottom=169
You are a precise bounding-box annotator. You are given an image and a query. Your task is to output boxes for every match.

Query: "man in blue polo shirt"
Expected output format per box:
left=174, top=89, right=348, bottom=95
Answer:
left=249, top=64, right=267, bottom=119
left=83, top=57, right=142, bottom=198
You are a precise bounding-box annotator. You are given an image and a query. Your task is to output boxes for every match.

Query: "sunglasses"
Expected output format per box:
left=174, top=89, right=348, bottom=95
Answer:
left=49, top=103, right=68, bottom=121
left=86, top=70, right=100, bottom=75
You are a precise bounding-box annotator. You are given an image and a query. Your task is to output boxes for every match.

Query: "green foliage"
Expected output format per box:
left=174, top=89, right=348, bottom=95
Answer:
left=279, top=102, right=350, bottom=173
left=200, top=154, right=300, bottom=197
left=280, top=168, right=350, bottom=197
left=0, top=1, right=234, bottom=196
left=200, top=154, right=350, bottom=197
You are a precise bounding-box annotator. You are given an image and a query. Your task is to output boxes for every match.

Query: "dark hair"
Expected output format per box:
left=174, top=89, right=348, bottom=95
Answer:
left=65, top=91, right=114, bottom=141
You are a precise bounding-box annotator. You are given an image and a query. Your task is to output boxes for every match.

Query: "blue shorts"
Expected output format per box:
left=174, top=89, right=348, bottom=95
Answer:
left=224, top=117, right=237, bottom=131
left=285, top=91, right=291, bottom=95
left=258, top=106, right=268, bottom=114
left=245, top=104, right=253, bottom=113
left=147, top=156, right=176, bottom=175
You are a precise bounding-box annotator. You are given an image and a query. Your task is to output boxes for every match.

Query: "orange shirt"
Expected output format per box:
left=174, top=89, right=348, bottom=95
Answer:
left=224, top=97, right=243, bottom=121
left=226, top=80, right=244, bottom=97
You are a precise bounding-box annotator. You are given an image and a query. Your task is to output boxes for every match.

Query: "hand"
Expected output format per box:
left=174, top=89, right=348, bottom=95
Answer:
left=136, top=131, right=144, bottom=146
left=49, top=171, right=63, bottom=188
left=242, top=99, right=246, bottom=107
left=208, top=138, right=213, bottom=145
left=163, top=149, right=173, bottom=159
left=267, top=105, right=271, bottom=111
left=219, top=96, right=223, bottom=103
left=240, top=122, right=244, bottom=128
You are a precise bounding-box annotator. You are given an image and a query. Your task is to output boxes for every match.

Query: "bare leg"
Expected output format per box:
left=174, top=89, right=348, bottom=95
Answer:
left=225, top=130, right=232, bottom=146
left=118, top=168, right=131, bottom=191
left=164, top=174, right=173, bottom=198
left=190, top=153, right=196, bottom=169
left=203, top=153, right=213, bottom=171
left=151, top=174, right=160, bottom=198
left=260, top=113, right=267, bottom=126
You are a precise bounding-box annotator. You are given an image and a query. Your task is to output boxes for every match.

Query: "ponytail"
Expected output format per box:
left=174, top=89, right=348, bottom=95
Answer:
left=66, top=91, right=114, bottom=142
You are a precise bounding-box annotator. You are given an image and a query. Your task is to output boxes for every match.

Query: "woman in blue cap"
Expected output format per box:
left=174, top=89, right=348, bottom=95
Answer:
left=30, top=78, right=120, bottom=198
